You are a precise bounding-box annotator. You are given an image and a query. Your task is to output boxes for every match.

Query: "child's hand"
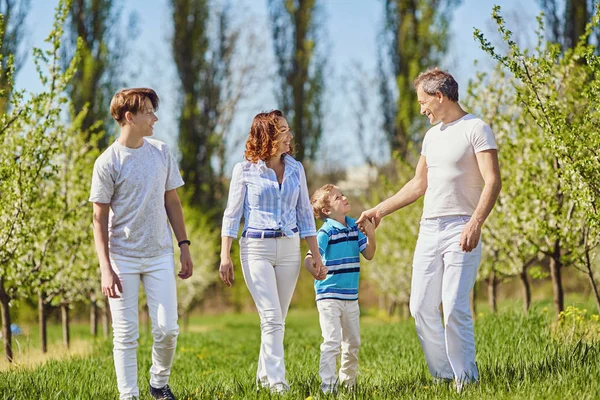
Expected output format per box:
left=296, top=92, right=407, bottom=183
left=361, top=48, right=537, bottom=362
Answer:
left=359, top=217, right=376, bottom=237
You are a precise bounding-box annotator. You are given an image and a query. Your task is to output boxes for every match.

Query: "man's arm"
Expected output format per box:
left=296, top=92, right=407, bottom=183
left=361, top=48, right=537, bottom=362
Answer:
left=460, top=149, right=502, bottom=252
left=92, top=202, right=122, bottom=298
left=358, top=155, right=428, bottom=226
left=164, top=189, right=193, bottom=279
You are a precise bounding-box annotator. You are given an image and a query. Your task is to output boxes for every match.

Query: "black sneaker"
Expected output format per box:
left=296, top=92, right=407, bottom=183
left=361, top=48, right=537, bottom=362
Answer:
left=149, top=384, right=176, bottom=400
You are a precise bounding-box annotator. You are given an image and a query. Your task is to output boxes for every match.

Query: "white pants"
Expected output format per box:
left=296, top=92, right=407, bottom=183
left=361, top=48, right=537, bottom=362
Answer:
left=240, top=235, right=301, bottom=389
left=409, top=215, right=481, bottom=383
left=317, top=299, right=360, bottom=392
left=108, top=252, right=179, bottom=400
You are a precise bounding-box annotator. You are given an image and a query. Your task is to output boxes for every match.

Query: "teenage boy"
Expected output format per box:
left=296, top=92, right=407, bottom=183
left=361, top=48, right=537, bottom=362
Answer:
left=90, top=88, right=193, bottom=400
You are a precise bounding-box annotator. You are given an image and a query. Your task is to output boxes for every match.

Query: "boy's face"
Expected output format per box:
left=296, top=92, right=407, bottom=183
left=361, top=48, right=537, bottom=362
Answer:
left=325, top=187, right=351, bottom=219
left=130, top=98, right=158, bottom=137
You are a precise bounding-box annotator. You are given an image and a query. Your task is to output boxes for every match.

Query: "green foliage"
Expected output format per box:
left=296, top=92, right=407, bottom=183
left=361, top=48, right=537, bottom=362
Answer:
left=363, top=158, right=422, bottom=313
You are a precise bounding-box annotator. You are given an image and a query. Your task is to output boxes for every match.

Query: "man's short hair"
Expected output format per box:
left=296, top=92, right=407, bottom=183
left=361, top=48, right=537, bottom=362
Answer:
left=413, top=68, right=459, bottom=102
left=311, top=184, right=336, bottom=221
left=110, top=88, right=159, bottom=126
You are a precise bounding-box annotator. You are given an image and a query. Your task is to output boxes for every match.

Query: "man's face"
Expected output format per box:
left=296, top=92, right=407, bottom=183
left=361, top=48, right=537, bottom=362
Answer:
left=417, top=85, right=442, bottom=125
left=131, top=98, right=158, bottom=136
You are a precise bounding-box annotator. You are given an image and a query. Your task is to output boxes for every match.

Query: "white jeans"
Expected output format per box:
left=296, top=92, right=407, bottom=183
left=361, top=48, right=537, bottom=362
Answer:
left=317, top=299, right=360, bottom=392
left=240, top=234, right=301, bottom=389
left=409, top=215, right=481, bottom=383
left=108, top=252, right=179, bottom=400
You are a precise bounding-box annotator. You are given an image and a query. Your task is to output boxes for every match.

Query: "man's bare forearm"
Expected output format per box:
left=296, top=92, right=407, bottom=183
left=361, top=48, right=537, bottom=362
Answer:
left=471, top=178, right=502, bottom=227
left=376, top=178, right=426, bottom=218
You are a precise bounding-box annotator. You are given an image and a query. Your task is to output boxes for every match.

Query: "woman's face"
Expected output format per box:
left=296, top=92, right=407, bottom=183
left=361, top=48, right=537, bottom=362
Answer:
left=275, top=117, right=293, bottom=155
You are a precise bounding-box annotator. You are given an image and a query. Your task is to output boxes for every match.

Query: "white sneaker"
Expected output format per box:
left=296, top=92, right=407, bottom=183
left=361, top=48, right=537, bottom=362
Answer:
left=271, top=383, right=290, bottom=394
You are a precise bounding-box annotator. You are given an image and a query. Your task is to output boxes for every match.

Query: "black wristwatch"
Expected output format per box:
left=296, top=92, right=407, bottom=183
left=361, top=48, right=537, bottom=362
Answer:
left=178, top=239, right=191, bottom=248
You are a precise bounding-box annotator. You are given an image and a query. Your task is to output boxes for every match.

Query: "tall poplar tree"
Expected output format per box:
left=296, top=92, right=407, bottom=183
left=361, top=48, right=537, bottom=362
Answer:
left=378, top=0, right=461, bottom=160
left=0, top=0, right=29, bottom=113
left=268, top=0, right=327, bottom=162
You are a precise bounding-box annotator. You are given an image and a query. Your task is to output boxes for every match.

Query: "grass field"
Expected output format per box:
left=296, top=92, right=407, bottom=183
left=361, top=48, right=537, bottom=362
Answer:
left=1, top=303, right=599, bottom=399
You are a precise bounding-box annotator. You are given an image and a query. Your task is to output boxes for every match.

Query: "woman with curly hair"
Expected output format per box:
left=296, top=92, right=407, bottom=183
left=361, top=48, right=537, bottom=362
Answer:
left=219, top=110, right=327, bottom=393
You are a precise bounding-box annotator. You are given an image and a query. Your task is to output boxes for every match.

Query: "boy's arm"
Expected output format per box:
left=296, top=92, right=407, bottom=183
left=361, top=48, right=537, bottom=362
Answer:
left=93, top=202, right=122, bottom=298
left=165, top=189, right=193, bottom=279
left=360, top=219, right=377, bottom=260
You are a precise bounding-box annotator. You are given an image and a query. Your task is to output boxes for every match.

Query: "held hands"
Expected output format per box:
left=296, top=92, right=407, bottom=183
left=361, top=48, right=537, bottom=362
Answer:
left=304, top=253, right=328, bottom=280
left=101, top=269, right=122, bottom=298
left=178, top=245, right=194, bottom=279
left=219, top=256, right=235, bottom=287
left=359, top=216, right=375, bottom=238
left=460, top=220, right=482, bottom=252
left=357, top=207, right=381, bottom=233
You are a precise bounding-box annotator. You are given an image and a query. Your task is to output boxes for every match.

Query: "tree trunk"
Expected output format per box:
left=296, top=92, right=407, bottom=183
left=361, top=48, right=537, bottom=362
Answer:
left=519, top=270, right=532, bottom=314
left=38, top=290, right=47, bottom=353
left=102, top=296, right=110, bottom=337
left=488, top=270, right=498, bottom=314
left=584, top=247, right=600, bottom=315
left=0, top=279, right=12, bottom=362
left=61, top=303, right=70, bottom=349
left=549, top=240, right=564, bottom=316
left=90, top=296, right=98, bottom=337
left=387, top=300, right=397, bottom=317
left=471, top=281, right=478, bottom=319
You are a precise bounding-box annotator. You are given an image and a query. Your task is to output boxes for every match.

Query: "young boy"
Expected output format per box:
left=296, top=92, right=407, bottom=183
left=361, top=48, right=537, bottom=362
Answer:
left=304, top=184, right=376, bottom=393
left=90, top=88, right=193, bottom=400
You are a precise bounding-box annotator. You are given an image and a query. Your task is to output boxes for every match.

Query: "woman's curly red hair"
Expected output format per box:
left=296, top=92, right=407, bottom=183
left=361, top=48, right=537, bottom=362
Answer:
left=244, top=110, right=294, bottom=162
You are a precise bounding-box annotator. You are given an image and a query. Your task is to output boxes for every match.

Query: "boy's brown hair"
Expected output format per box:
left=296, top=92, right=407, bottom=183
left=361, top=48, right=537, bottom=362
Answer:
left=110, top=88, right=160, bottom=126
left=311, top=184, right=336, bottom=221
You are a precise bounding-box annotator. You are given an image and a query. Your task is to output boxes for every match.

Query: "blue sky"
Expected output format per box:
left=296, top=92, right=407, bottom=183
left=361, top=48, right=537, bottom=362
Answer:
left=16, top=0, right=540, bottom=169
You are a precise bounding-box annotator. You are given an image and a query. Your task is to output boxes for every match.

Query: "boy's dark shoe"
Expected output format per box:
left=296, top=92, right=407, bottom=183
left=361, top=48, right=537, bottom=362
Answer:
left=149, top=384, right=176, bottom=400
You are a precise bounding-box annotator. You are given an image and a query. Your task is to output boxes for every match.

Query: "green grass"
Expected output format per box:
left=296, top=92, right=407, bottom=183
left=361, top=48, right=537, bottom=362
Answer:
left=1, top=307, right=599, bottom=399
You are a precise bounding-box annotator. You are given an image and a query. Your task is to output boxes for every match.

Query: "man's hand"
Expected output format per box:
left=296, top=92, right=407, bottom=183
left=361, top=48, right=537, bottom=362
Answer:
left=178, top=245, right=193, bottom=279
left=357, top=208, right=381, bottom=231
left=101, top=269, right=123, bottom=298
left=219, top=257, right=235, bottom=287
left=460, top=220, right=482, bottom=252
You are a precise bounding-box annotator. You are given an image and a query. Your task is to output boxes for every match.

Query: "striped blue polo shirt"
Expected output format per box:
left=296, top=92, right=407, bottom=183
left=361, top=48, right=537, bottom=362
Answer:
left=314, top=216, right=368, bottom=301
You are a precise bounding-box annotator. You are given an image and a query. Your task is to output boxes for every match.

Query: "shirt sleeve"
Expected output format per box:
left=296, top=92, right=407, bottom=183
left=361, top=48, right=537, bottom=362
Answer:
left=221, top=163, right=246, bottom=238
left=296, top=162, right=317, bottom=238
left=89, top=159, right=114, bottom=203
left=471, top=121, right=497, bottom=153
left=357, top=228, right=368, bottom=253
left=316, top=229, right=329, bottom=257
left=165, top=144, right=185, bottom=191
left=421, top=131, right=429, bottom=157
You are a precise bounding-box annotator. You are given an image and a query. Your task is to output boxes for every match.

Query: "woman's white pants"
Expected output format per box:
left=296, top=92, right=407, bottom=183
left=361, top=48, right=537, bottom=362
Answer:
left=240, top=235, right=301, bottom=390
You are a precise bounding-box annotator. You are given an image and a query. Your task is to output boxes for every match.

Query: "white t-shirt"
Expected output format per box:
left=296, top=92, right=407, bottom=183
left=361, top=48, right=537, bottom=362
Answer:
left=421, top=114, right=497, bottom=219
left=89, top=138, right=184, bottom=258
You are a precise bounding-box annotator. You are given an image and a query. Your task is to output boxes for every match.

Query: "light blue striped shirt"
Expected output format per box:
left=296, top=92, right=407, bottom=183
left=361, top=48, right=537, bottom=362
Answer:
left=221, top=155, right=316, bottom=239
left=314, top=216, right=368, bottom=301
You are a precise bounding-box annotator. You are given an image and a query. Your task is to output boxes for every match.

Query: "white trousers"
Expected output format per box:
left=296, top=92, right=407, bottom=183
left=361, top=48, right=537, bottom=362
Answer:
left=317, top=299, right=360, bottom=392
left=409, top=215, right=481, bottom=383
left=108, top=252, right=179, bottom=400
left=240, top=235, right=301, bottom=389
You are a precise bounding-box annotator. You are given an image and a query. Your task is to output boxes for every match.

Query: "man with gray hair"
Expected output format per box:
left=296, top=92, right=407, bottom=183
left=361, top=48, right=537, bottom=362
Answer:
left=358, top=68, right=501, bottom=390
